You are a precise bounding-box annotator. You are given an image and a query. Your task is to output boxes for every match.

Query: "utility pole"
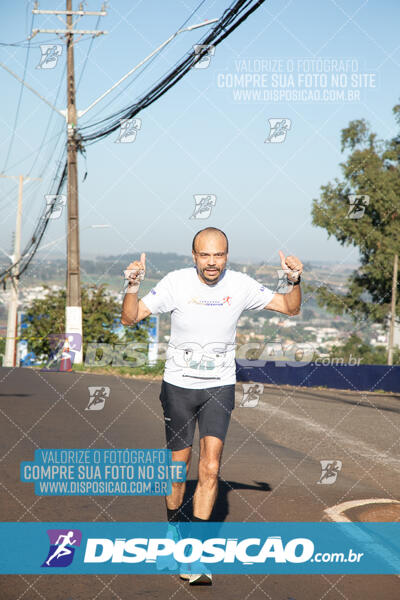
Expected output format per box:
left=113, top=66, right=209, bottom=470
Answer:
left=31, top=1, right=107, bottom=363
left=387, top=252, right=398, bottom=366
left=0, top=7, right=215, bottom=366
left=1, top=174, right=40, bottom=367
left=66, top=0, right=82, bottom=363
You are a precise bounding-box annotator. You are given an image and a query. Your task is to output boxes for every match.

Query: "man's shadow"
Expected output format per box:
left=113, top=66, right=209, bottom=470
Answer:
left=178, top=479, right=272, bottom=522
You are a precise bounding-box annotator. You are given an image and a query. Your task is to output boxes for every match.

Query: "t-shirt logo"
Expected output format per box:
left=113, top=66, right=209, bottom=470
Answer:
left=188, top=296, right=233, bottom=306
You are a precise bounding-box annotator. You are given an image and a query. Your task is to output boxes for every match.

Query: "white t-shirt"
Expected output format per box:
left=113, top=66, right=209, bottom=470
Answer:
left=141, top=267, right=275, bottom=389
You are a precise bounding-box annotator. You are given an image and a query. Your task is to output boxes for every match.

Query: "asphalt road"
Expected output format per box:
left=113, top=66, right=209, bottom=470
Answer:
left=0, top=367, right=399, bottom=599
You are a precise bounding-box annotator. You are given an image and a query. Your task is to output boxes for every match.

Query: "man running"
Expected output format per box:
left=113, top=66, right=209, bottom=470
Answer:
left=120, top=227, right=303, bottom=584
left=45, top=531, right=77, bottom=566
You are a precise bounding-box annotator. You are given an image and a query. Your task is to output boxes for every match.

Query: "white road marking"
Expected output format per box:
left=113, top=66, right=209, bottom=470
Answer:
left=253, top=400, right=400, bottom=470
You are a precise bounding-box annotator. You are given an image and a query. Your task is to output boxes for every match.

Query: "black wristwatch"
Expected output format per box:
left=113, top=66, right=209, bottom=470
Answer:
left=287, top=275, right=301, bottom=285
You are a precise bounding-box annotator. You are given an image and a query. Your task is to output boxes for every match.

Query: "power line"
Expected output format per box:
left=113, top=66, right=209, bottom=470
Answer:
left=0, top=39, right=44, bottom=47
left=0, top=126, right=65, bottom=225
left=0, top=127, right=62, bottom=180
left=1, top=12, right=35, bottom=173
left=0, top=0, right=266, bottom=287
left=19, top=159, right=68, bottom=277
left=0, top=158, right=68, bottom=285
left=80, top=0, right=210, bottom=127
left=27, top=64, right=66, bottom=177
left=80, top=0, right=266, bottom=143
left=76, top=16, right=101, bottom=90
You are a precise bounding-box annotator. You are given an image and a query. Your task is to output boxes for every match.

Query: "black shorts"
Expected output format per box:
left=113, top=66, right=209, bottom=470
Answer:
left=159, top=380, right=235, bottom=451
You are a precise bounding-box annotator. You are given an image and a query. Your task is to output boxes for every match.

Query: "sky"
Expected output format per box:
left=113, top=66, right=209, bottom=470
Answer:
left=0, top=0, right=399, bottom=271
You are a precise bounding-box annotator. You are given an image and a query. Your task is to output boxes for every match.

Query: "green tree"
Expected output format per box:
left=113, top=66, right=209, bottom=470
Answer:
left=24, top=284, right=148, bottom=360
left=328, top=333, right=400, bottom=365
left=311, top=105, right=400, bottom=324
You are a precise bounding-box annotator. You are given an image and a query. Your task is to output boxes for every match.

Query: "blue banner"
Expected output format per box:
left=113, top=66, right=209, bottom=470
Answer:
left=236, top=360, right=400, bottom=393
left=0, top=522, right=399, bottom=574
left=20, top=449, right=186, bottom=496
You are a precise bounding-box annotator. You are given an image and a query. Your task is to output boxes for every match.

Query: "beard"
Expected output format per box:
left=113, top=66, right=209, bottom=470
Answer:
left=198, top=265, right=223, bottom=283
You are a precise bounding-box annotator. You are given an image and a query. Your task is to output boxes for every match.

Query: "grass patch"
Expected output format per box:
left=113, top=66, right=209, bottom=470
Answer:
left=72, top=360, right=165, bottom=378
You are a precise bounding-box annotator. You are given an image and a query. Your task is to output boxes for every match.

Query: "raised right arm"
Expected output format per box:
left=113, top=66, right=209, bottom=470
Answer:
left=121, top=296, right=151, bottom=325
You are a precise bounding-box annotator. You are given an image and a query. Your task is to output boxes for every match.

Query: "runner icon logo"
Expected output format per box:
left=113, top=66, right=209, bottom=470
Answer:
left=41, top=333, right=82, bottom=372
left=276, top=269, right=290, bottom=293
left=41, top=529, right=82, bottom=568
left=265, top=118, right=291, bottom=143
left=240, top=383, right=264, bottom=407
left=115, top=118, right=142, bottom=143
left=86, top=386, right=110, bottom=411
left=346, top=195, right=369, bottom=219
left=317, top=460, right=342, bottom=484
left=36, top=45, right=62, bottom=69
left=189, top=194, right=217, bottom=219
left=43, top=194, right=66, bottom=220
left=193, top=44, right=215, bottom=69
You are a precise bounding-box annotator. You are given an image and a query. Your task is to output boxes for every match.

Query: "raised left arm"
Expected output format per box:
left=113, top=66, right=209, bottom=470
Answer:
left=264, top=251, right=303, bottom=316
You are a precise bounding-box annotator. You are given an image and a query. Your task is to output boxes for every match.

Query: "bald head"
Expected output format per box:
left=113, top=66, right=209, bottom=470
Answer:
left=192, top=227, right=229, bottom=254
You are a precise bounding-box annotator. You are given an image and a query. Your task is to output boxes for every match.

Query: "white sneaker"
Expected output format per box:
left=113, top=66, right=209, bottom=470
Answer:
left=189, top=571, right=212, bottom=585
left=188, top=561, right=212, bottom=585
left=179, top=561, right=191, bottom=580
left=179, top=572, right=191, bottom=581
